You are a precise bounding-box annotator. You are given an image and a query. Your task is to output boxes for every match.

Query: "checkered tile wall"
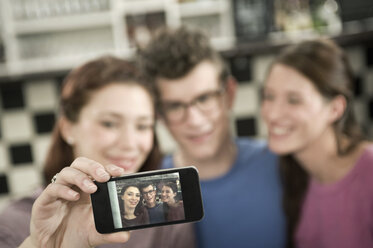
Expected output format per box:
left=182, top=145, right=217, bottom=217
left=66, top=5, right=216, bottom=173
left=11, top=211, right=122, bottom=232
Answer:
left=0, top=44, right=372, bottom=211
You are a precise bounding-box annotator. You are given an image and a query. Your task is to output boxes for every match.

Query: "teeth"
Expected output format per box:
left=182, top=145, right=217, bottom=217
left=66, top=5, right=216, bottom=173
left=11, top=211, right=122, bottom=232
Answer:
left=271, top=127, right=289, bottom=135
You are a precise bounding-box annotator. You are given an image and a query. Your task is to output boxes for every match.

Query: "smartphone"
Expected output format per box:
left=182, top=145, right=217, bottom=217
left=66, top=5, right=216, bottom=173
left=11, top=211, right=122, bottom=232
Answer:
left=90, top=166, right=204, bottom=233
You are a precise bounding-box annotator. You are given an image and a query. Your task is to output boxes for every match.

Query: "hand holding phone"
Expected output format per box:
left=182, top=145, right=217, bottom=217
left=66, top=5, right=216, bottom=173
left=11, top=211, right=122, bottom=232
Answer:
left=90, top=166, right=204, bottom=233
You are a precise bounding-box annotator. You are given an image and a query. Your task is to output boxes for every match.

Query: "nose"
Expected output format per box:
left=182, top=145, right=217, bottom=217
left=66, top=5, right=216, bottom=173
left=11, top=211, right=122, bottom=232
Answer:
left=185, top=105, right=207, bottom=126
left=262, top=100, right=286, bottom=122
left=117, top=125, right=136, bottom=149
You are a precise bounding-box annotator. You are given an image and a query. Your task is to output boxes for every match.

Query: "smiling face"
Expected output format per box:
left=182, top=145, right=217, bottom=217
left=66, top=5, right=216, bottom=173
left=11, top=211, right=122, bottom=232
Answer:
left=261, top=64, right=336, bottom=155
left=142, top=185, right=156, bottom=206
left=161, top=185, right=177, bottom=204
left=157, top=61, right=234, bottom=161
left=64, top=83, right=154, bottom=173
left=122, top=186, right=141, bottom=211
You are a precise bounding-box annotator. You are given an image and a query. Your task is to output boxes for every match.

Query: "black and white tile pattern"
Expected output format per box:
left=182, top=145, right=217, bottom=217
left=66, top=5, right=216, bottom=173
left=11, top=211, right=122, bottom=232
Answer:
left=0, top=44, right=372, bottom=211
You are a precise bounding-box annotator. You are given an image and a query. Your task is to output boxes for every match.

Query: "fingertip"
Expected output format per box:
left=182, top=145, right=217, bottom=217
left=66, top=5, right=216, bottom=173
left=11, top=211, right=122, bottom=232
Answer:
left=118, top=231, right=131, bottom=243
left=119, top=231, right=131, bottom=243
left=107, top=164, right=125, bottom=177
left=67, top=189, right=80, bottom=200
left=100, top=231, right=131, bottom=245
left=85, top=179, right=98, bottom=192
left=95, top=167, right=110, bottom=181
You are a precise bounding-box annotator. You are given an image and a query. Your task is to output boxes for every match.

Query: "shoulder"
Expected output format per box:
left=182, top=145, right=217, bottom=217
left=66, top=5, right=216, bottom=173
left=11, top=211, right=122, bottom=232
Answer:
left=0, top=196, right=35, bottom=247
left=357, top=144, right=373, bottom=171
left=362, top=144, right=373, bottom=160
left=236, top=138, right=277, bottom=163
left=0, top=196, right=35, bottom=221
left=155, top=202, right=164, bottom=209
left=161, top=155, right=174, bottom=169
left=355, top=145, right=373, bottom=190
left=236, top=138, right=273, bottom=155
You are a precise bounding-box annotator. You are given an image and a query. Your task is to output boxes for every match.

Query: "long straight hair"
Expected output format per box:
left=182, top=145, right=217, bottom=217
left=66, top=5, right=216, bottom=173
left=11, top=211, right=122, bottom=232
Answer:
left=268, top=39, right=363, bottom=247
left=43, top=56, right=162, bottom=184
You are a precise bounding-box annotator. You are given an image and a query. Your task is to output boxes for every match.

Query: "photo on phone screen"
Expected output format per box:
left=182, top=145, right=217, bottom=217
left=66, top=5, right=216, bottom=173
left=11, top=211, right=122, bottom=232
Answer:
left=91, top=167, right=204, bottom=233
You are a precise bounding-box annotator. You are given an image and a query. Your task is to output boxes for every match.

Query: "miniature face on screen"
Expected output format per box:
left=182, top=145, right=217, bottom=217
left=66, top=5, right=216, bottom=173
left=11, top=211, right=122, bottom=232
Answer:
left=161, top=185, right=177, bottom=204
left=142, top=185, right=156, bottom=207
left=109, top=172, right=184, bottom=228
left=121, top=186, right=141, bottom=212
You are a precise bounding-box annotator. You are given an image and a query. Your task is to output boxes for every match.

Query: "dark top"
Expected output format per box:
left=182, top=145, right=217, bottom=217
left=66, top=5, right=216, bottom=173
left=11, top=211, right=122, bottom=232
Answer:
left=121, top=209, right=149, bottom=227
left=167, top=201, right=185, bottom=222
left=146, top=202, right=166, bottom=224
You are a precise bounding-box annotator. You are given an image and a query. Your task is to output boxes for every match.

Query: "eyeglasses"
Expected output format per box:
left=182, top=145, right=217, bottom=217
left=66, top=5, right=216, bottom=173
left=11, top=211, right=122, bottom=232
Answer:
left=160, top=89, right=224, bottom=123
left=142, top=189, right=155, bottom=196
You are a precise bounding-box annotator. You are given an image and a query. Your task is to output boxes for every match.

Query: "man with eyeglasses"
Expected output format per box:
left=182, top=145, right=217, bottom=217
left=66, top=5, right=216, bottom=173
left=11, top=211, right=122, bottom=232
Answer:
left=140, top=183, right=165, bottom=224
left=137, top=27, right=285, bottom=248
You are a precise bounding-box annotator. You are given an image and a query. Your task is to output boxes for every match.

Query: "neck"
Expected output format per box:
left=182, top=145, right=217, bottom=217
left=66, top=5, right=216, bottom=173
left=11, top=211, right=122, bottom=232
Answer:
left=146, top=202, right=156, bottom=208
left=167, top=200, right=177, bottom=207
left=174, top=138, right=237, bottom=180
left=124, top=210, right=136, bottom=220
left=294, top=128, right=361, bottom=184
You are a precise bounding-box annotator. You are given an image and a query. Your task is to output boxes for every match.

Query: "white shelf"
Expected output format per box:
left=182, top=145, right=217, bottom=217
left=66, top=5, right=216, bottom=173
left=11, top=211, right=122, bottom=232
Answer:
left=14, top=11, right=112, bottom=35
left=5, top=49, right=117, bottom=76
left=0, top=0, right=235, bottom=77
left=210, top=36, right=235, bottom=51
left=119, top=0, right=168, bottom=14
left=179, top=0, right=223, bottom=18
left=0, top=63, right=8, bottom=76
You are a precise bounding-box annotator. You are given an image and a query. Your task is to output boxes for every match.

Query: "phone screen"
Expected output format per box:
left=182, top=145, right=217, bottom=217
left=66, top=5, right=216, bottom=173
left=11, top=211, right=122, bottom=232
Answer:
left=109, top=172, right=184, bottom=228
left=91, top=167, right=203, bottom=233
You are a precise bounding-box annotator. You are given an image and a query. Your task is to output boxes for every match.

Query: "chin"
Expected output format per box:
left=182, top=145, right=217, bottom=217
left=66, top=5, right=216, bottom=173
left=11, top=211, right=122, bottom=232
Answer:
left=191, top=150, right=216, bottom=161
left=268, top=144, right=293, bottom=156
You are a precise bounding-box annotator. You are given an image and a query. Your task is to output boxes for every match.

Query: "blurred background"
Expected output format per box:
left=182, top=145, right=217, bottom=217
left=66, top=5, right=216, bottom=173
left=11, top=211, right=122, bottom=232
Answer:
left=0, top=0, right=372, bottom=210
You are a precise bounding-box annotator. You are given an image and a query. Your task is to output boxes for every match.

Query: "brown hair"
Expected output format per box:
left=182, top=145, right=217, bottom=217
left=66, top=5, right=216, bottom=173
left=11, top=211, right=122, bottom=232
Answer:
left=43, top=56, right=162, bottom=184
left=119, top=184, right=145, bottom=217
left=269, top=39, right=363, bottom=247
left=137, top=26, right=230, bottom=101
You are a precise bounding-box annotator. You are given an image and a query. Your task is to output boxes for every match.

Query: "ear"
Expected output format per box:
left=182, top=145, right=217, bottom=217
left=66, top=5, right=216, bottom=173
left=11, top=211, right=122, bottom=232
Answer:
left=59, top=116, right=76, bottom=145
left=224, top=76, right=237, bottom=109
left=328, top=95, right=347, bottom=123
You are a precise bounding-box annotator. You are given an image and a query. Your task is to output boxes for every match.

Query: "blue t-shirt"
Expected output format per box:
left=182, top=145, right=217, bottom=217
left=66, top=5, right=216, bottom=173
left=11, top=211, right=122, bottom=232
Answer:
left=162, top=138, right=286, bottom=248
left=146, top=202, right=166, bottom=224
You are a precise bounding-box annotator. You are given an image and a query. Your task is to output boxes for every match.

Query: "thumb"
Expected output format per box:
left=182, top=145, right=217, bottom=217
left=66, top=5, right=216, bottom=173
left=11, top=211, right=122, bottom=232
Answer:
left=91, top=231, right=131, bottom=246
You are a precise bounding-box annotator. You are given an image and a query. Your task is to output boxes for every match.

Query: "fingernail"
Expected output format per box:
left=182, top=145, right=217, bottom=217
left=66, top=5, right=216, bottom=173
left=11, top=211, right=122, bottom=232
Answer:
left=96, top=168, right=109, bottom=178
left=109, top=165, right=125, bottom=173
left=83, top=179, right=97, bottom=190
left=68, top=190, right=79, bottom=198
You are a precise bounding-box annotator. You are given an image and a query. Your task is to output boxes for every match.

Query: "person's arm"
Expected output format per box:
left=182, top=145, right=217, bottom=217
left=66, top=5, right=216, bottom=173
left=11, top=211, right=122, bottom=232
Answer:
left=18, top=157, right=130, bottom=248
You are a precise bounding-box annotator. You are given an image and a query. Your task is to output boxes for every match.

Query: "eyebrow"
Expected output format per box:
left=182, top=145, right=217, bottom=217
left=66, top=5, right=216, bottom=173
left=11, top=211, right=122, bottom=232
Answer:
left=99, top=112, right=154, bottom=121
left=286, top=91, right=303, bottom=96
left=264, top=87, right=303, bottom=96
left=161, top=88, right=221, bottom=103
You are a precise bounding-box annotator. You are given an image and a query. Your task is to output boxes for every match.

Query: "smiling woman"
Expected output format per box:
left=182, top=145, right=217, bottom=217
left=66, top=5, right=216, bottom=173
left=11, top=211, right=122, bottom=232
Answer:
left=60, top=82, right=155, bottom=174
left=119, top=184, right=149, bottom=227
left=261, top=39, right=373, bottom=248
left=0, top=56, right=196, bottom=248
left=161, top=181, right=185, bottom=222
left=46, top=56, right=160, bottom=180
